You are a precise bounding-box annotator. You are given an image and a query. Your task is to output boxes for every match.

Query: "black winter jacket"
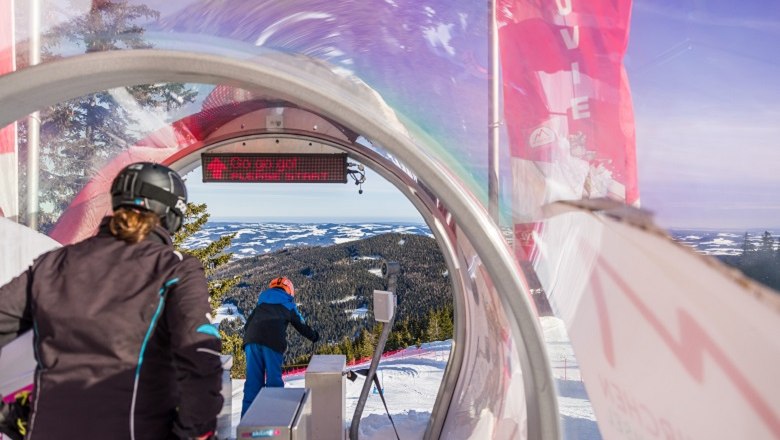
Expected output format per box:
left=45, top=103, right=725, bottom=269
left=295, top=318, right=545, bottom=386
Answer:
left=0, top=218, right=223, bottom=439
left=243, top=288, right=319, bottom=354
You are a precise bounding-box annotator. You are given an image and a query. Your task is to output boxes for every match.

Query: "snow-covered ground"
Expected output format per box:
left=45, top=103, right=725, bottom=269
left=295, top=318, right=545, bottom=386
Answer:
left=213, top=303, right=245, bottom=324
left=231, top=341, right=448, bottom=439
left=347, top=306, right=369, bottom=320
left=229, top=317, right=600, bottom=439
left=541, top=317, right=602, bottom=440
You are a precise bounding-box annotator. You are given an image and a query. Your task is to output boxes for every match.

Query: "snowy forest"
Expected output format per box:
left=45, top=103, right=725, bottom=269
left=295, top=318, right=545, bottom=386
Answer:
left=212, top=232, right=454, bottom=378
left=170, top=202, right=453, bottom=378
left=718, top=231, right=780, bottom=292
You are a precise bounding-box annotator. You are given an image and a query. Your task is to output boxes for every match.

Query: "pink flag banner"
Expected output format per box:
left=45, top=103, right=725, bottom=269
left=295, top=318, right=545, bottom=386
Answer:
left=498, top=0, right=638, bottom=262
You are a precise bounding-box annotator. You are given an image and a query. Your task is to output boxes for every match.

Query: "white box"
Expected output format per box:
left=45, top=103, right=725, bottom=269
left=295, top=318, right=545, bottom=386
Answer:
left=238, top=387, right=311, bottom=440
left=373, top=290, right=396, bottom=323
left=305, top=355, right=346, bottom=440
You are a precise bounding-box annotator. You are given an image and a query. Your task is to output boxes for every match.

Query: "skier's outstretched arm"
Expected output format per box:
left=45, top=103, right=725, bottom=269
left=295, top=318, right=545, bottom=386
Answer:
left=164, top=257, right=224, bottom=439
left=290, top=306, right=319, bottom=343
left=0, top=268, right=32, bottom=349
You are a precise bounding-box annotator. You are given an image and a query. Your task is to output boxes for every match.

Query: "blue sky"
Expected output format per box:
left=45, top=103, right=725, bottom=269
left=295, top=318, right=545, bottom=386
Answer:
left=628, top=0, right=780, bottom=229
left=187, top=0, right=780, bottom=229
left=185, top=166, right=424, bottom=223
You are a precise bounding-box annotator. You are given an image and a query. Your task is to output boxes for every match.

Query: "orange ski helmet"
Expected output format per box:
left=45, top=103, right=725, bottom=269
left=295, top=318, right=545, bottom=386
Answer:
left=269, top=276, right=295, bottom=296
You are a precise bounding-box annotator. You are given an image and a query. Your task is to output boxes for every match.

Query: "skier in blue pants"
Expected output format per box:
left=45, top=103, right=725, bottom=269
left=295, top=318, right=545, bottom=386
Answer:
left=241, top=277, right=319, bottom=417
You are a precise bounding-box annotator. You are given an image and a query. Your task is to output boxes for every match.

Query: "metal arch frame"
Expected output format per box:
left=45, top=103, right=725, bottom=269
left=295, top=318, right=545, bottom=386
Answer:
left=0, top=49, right=559, bottom=439
left=173, top=131, right=468, bottom=439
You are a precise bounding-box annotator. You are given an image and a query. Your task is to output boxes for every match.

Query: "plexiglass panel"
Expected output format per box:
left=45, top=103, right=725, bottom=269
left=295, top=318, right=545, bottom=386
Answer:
left=1, top=1, right=778, bottom=439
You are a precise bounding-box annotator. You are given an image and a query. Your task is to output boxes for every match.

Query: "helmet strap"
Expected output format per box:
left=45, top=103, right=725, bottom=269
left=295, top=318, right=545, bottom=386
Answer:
left=137, top=182, right=184, bottom=216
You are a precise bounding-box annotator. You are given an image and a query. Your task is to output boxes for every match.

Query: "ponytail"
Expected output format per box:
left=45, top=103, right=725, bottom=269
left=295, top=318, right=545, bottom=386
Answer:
left=109, top=207, right=160, bottom=243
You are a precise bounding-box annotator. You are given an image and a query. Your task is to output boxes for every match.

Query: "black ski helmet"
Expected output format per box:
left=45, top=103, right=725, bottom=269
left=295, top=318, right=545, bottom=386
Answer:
left=110, top=162, right=188, bottom=234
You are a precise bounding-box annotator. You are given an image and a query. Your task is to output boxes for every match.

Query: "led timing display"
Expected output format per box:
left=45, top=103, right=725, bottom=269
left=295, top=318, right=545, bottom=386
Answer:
left=201, top=153, right=348, bottom=183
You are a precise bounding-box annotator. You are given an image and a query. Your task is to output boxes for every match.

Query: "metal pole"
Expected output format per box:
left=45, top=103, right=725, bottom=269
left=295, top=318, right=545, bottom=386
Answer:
left=487, top=0, right=500, bottom=223
left=1, top=0, right=19, bottom=220
left=27, top=0, right=41, bottom=230
left=349, top=266, right=399, bottom=440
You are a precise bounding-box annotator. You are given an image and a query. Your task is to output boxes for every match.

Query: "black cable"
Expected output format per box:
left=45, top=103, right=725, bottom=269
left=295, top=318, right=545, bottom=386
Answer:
left=371, top=372, right=401, bottom=440
left=346, top=369, right=401, bottom=440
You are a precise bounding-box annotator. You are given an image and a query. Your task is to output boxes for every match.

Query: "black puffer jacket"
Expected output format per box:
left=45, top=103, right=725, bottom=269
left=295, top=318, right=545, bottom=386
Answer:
left=0, top=218, right=223, bottom=439
left=243, top=288, right=319, bottom=354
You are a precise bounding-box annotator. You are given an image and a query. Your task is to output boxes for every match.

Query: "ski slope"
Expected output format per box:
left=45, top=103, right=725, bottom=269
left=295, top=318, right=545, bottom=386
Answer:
left=230, top=317, right=600, bottom=440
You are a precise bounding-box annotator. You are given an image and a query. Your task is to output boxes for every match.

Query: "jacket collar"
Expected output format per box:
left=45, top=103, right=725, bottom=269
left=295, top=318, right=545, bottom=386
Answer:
left=99, top=216, right=173, bottom=246
left=258, top=287, right=295, bottom=305
left=147, top=225, right=173, bottom=246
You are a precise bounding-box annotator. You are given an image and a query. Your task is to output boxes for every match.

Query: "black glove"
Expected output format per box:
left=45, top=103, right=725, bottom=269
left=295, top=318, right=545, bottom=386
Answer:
left=0, top=391, right=31, bottom=440
left=310, top=331, right=320, bottom=343
left=173, top=418, right=218, bottom=440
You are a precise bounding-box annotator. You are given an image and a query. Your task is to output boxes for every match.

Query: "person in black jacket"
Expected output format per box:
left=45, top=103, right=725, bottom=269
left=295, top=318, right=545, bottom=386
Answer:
left=0, top=162, right=223, bottom=440
left=241, top=277, right=319, bottom=416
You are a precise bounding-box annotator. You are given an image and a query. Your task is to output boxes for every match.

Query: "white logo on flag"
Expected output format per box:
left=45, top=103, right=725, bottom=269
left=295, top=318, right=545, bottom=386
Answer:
left=529, top=126, right=556, bottom=148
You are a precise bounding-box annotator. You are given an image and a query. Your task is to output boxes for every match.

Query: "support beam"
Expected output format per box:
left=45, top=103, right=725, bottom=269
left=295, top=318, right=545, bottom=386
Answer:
left=26, top=0, right=41, bottom=230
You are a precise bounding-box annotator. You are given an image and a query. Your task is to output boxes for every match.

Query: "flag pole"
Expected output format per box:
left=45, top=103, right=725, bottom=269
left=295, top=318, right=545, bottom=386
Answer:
left=488, top=0, right=500, bottom=223
left=27, top=0, right=41, bottom=230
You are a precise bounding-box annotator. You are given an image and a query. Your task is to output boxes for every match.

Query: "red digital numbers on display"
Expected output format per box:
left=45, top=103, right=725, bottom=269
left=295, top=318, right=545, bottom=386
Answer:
left=201, top=153, right=347, bottom=183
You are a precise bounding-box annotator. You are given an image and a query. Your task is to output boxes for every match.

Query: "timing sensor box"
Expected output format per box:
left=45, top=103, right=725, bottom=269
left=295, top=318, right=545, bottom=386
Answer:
left=373, top=290, right=396, bottom=323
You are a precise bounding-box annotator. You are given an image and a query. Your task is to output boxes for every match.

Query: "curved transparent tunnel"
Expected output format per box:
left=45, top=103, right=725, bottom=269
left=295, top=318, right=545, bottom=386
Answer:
left=1, top=2, right=779, bottom=440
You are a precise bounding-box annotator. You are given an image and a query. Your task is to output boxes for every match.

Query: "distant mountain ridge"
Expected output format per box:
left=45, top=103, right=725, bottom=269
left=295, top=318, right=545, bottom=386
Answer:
left=182, top=222, right=432, bottom=259
left=182, top=224, right=778, bottom=362
left=182, top=222, right=775, bottom=259
left=669, top=229, right=778, bottom=256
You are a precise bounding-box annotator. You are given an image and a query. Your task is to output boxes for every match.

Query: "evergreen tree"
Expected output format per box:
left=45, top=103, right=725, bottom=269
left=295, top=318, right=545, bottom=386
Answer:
left=760, top=231, right=775, bottom=255
left=387, top=319, right=409, bottom=351
left=356, top=327, right=376, bottom=360
left=174, top=202, right=240, bottom=312
left=20, top=1, right=198, bottom=231
left=173, top=202, right=243, bottom=378
left=424, top=309, right=442, bottom=342
left=731, top=230, right=780, bottom=292
left=740, top=232, right=756, bottom=263
left=372, top=323, right=383, bottom=342
left=316, top=344, right=336, bottom=355
left=397, top=319, right=414, bottom=348
left=341, top=336, right=356, bottom=363
left=220, top=331, right=246, bottom=379
left=438, top=306, right=454, bottom=340
left=777, top=239, right=780, bottom=262
left=218, top=316, right=244, bottom=338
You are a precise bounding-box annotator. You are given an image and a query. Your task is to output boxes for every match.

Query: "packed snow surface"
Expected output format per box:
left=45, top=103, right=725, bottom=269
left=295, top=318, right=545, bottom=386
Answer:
left=230, top=317, right=600, bottom=439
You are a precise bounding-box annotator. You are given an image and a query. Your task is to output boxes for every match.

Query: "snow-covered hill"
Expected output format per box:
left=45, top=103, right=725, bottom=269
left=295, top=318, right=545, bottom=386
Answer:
left=181, top=222, right=432, bottom=259
left=182, top=222, right=775, bottom=260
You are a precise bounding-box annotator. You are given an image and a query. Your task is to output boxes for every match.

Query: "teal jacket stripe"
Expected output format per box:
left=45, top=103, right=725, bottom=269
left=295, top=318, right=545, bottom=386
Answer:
left=135, top=278, right=179, bottom=377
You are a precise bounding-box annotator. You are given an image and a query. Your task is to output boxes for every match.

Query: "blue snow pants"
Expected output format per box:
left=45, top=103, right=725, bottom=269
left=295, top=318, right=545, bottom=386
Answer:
left=241, top=343, right=285, bottom=417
